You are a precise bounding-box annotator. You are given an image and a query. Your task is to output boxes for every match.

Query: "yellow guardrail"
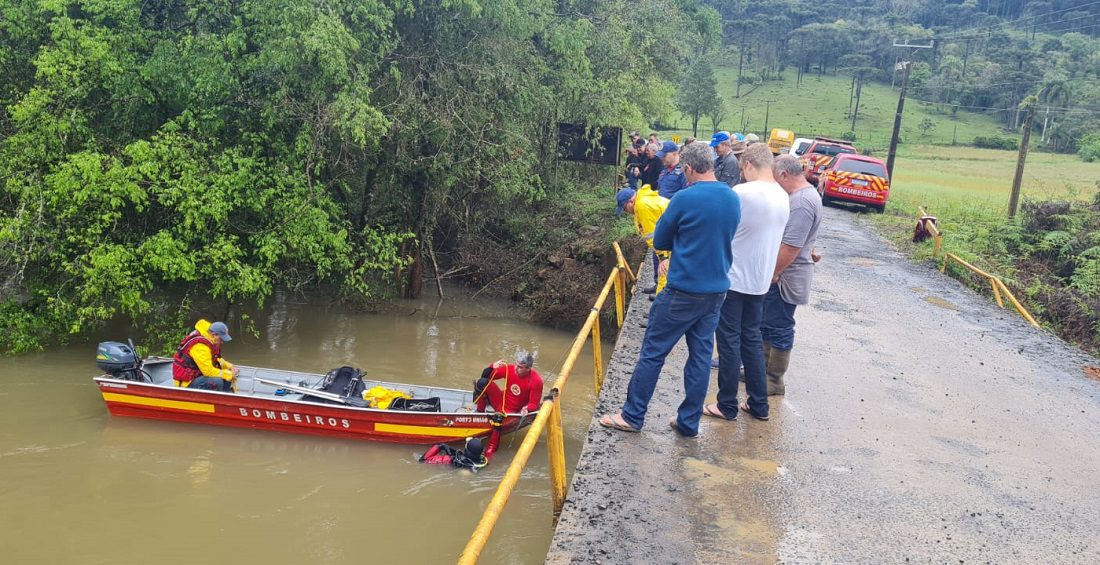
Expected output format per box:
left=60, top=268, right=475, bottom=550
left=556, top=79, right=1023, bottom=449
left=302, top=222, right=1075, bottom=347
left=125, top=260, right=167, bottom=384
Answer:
left=918, top=208, right=1040, bottom=329
left=457, top=241, right=636, bottom=564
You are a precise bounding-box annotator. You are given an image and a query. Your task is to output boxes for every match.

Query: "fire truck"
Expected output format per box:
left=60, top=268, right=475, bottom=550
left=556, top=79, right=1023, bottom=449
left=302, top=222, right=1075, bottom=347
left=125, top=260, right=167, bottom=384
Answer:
left=817, top=153, right=891, bottom=213
left=800, top=136, right=857, bottom=185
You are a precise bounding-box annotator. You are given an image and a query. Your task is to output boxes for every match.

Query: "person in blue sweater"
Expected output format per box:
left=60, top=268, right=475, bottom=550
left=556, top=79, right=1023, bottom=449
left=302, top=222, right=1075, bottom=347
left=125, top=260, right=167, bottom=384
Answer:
left=599, top=141, right=742, bottom=438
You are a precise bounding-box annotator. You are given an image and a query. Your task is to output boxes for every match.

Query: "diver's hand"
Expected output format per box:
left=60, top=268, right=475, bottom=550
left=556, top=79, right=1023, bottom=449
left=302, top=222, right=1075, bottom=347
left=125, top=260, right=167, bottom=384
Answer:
left=520, top=407, right=529, bottom=418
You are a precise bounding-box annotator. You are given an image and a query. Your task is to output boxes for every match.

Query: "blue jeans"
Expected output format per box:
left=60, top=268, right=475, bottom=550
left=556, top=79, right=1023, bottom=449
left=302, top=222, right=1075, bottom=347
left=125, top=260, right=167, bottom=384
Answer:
left=626, top=169, right=640, bottom=189
left=715, top=290, right=767, bottom=418
left=189, top=376, right=233, bottom=392
left=761, top=283, right=798, bottom=351
left=621, top=288, right=725, bottom=436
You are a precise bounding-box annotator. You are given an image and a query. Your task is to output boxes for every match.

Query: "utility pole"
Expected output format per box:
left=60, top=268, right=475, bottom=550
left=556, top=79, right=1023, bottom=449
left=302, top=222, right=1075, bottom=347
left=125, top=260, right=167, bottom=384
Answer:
left=1008, top=96, right=1038, bottom=219
left=886, top=40, right=934, bottom=180
left=762, top=100, right=776, bottom=138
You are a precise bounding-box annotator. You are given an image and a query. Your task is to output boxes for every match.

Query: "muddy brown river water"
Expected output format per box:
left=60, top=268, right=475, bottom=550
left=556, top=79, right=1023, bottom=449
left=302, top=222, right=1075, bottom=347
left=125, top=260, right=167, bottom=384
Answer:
left=0, top=290, right=607, bottom=564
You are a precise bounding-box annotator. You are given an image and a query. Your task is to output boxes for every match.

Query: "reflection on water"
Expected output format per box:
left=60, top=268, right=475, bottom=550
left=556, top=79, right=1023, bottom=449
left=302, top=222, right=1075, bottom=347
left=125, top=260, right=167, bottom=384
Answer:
left=0, top=289, right=608, bottom=564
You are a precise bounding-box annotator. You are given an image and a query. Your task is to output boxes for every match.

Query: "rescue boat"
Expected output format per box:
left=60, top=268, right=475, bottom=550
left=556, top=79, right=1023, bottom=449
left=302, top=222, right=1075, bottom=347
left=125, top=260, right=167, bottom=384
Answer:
left=93, top=341, right=530, bottom=444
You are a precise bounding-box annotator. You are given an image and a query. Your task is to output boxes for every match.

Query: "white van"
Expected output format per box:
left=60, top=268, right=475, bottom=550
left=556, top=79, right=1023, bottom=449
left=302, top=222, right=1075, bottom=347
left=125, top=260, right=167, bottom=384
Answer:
left=789, top=137, right=813, bottom=156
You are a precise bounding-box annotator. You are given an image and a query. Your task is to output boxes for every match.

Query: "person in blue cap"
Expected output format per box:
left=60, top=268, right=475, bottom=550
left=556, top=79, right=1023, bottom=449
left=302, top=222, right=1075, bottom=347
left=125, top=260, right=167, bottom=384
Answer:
left=171, top=319, right=239, bottom=391
left=655, top=140, right=687, bottom=199
left=711, top=131, right=743, bottom=189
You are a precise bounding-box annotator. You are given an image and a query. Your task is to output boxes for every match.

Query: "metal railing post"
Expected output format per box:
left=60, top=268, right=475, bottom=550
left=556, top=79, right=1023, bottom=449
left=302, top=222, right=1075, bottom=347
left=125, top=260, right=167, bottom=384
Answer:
left=994, top=278, right=1041, bottom=328
left=591, top=316, right=604, bottom=394
left=613, top=267, right=625, bottom=328
left=941, top=253, right=1041, bottom=329
left=612, top=242, right=636, bottom=283
left=546, top=400, right=567, bottom=517
left=990, top=277, right=1004, bottom=308
left=918, top=207, right=943, bottom=259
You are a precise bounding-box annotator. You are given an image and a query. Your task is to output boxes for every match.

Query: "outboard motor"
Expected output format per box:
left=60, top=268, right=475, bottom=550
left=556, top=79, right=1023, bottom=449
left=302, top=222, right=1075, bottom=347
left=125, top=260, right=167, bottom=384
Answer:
left=96, top=340, right=142, bottom=381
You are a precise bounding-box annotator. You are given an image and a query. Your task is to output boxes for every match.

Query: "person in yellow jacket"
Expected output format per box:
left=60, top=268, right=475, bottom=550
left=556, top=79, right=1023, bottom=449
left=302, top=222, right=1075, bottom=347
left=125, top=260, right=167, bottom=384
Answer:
left=616, top=184, right=671, bottom=293
left=171, top=319, right=239, bottom=391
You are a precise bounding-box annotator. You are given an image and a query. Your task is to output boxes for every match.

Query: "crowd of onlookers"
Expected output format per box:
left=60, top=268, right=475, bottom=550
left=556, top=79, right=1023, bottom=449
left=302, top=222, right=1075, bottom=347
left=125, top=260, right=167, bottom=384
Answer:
left=601, top=128, right=822, bottom=438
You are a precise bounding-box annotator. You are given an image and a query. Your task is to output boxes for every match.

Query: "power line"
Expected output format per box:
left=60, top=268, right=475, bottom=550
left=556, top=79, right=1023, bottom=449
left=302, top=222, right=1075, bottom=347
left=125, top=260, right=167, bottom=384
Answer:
left=938, top=18, right=1100, bottom=42
left=934, top=0, right=1100, bottom=41
left=907, top=97, right=1100, bottom=115
left=915, top=77, right=1100, bottom=91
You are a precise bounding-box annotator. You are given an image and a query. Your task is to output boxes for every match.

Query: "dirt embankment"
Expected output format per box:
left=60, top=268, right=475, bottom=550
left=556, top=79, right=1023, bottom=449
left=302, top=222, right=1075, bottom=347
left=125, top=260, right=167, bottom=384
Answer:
left=455, top=224, right=646, bottom=336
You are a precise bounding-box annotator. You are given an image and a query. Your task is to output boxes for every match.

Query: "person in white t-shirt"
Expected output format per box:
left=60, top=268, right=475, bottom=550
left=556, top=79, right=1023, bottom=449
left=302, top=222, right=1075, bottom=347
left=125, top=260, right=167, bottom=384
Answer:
left=703, top=144, right=790, bottom=422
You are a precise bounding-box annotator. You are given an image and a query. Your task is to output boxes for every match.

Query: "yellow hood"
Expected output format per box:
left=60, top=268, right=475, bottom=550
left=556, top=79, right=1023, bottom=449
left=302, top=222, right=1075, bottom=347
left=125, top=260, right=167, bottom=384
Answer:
left=194, top=319, right=215, bottom=341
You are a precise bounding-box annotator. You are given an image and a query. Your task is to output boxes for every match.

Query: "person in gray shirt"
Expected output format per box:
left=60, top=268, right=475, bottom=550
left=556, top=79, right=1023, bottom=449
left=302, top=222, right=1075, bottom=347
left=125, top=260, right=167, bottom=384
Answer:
left=709, top=131, right=745, bottom=188
left=761, top=155, right=823, bottom=395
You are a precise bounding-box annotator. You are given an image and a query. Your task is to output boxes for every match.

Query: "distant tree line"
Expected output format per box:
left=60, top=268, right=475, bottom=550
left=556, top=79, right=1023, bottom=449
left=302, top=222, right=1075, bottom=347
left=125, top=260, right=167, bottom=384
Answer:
left=704, top=0, right=1100, bottom=152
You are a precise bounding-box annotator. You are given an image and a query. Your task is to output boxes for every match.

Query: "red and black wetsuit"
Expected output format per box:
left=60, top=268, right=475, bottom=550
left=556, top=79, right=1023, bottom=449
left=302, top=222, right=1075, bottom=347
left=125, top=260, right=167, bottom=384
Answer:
left=419, top=429, right=500, bottom=470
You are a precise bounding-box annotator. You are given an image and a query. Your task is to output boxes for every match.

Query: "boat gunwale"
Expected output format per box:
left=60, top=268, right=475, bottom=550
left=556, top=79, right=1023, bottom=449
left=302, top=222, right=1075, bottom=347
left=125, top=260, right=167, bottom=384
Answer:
left=94, top=360, right=519, bottom=419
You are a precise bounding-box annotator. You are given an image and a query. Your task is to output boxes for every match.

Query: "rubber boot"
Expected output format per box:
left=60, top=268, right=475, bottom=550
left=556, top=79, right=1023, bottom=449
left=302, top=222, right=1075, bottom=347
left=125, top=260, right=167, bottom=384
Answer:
left=767, top=347, right=790, bottom=396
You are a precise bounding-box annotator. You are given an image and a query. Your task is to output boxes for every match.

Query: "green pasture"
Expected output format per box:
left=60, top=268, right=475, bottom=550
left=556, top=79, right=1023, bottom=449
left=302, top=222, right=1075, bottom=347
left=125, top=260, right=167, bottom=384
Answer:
left=890, top=145, right=1100, bottom=218
left=661, top=67, right=1015, bottom=150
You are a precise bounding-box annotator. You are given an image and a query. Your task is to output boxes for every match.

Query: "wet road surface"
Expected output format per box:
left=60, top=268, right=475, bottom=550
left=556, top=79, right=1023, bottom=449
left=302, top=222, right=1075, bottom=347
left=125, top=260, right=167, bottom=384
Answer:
left=547, top=207, right=1100, bottom=563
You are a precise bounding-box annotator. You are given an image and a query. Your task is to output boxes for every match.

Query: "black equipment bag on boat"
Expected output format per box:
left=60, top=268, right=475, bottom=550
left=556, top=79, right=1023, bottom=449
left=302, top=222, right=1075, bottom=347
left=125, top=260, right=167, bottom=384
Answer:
left=319, top=366, right=366, bottom=399
left=388, top=397, right=442, bottom=412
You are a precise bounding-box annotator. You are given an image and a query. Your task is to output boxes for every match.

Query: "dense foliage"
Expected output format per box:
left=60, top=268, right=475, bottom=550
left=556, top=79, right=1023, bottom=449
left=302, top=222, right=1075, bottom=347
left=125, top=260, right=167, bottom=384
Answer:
left=0, top=0, right=715, bottom=353
left=1, top=0, right=1097, bottom=354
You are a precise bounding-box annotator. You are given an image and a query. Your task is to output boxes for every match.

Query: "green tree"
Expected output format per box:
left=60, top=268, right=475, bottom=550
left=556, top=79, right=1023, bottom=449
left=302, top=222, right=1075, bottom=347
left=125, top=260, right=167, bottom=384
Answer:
left=676, top=58, right=720, bottom=137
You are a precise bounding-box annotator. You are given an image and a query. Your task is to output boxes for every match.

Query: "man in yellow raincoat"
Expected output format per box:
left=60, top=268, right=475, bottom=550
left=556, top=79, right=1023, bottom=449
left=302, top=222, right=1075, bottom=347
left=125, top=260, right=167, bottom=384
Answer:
left=172, top=319, right=239, bottom=391
left=616, top=184, right=670, bottom=293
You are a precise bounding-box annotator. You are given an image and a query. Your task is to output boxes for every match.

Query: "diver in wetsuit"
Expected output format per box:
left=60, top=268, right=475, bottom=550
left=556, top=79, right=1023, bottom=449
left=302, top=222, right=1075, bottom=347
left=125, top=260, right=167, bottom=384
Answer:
left=418, top=413, right=503, bottom=471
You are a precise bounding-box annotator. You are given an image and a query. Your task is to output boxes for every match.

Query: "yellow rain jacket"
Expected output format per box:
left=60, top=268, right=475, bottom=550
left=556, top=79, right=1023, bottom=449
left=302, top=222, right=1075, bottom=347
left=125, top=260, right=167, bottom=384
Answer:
left=633, top=184, right=671, bottom=292
left=362, top=386, right=411, bottom=409
left=184, top=319, right=235, bottom=384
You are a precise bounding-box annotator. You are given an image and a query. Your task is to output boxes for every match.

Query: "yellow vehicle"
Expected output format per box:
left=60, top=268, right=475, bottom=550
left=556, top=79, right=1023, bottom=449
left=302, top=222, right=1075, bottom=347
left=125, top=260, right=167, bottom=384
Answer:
left=767, top=128, right=795, bottom=155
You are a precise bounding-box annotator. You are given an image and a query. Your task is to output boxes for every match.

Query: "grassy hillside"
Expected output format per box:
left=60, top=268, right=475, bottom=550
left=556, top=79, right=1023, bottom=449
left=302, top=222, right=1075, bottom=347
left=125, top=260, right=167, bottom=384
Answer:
left=662, top=67, right=1016, bottom=150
